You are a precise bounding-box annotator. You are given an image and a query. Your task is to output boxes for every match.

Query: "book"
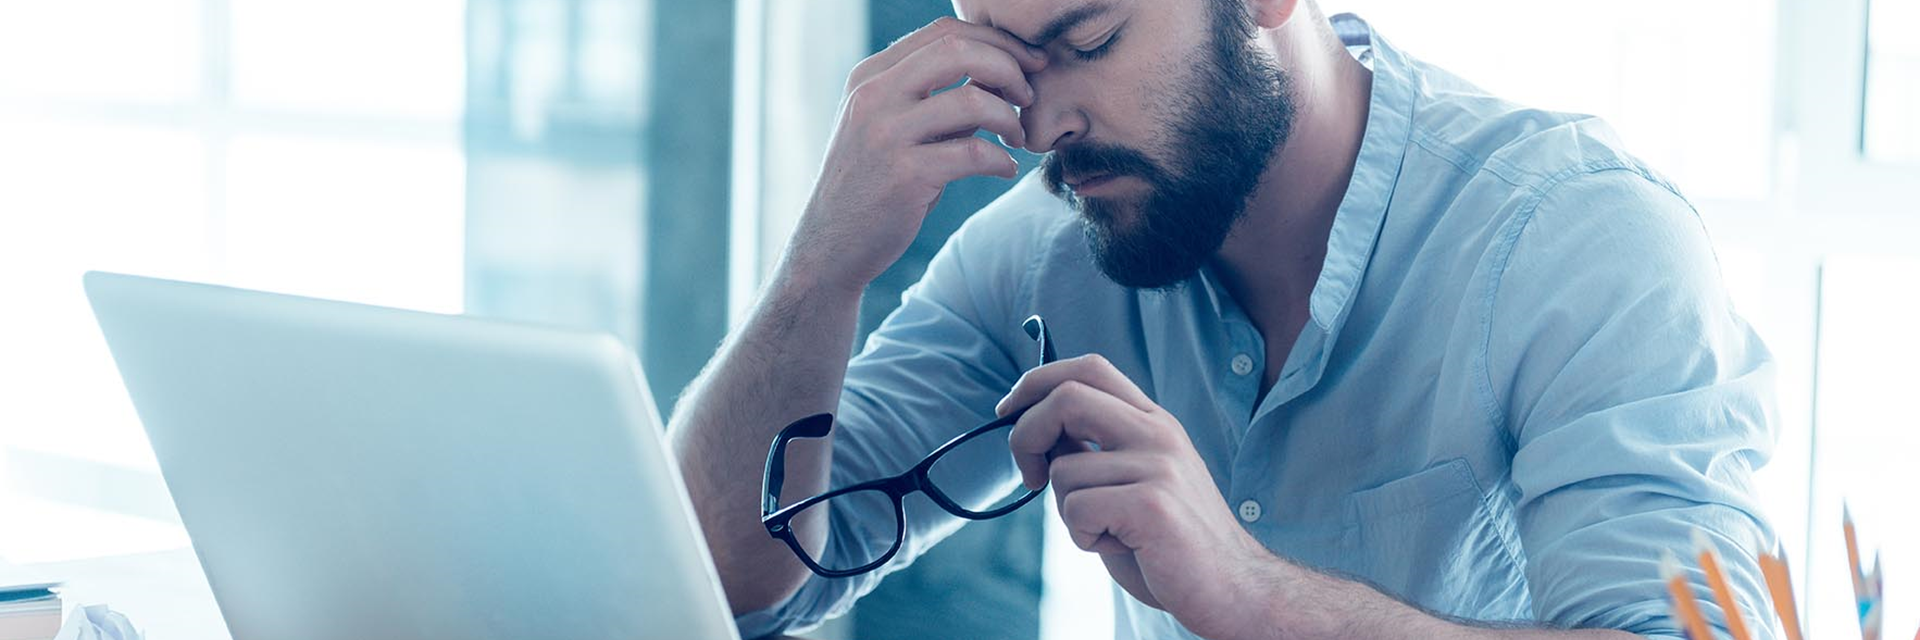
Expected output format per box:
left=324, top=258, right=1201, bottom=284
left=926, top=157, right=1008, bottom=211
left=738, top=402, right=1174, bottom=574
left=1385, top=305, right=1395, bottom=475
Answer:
left=0, top=583, right=63, bottom=640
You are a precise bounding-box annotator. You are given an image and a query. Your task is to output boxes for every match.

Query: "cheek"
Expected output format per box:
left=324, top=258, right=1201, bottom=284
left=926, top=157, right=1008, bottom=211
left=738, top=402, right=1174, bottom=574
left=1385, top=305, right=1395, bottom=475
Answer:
left=1109, top=62, right=1200, bottom=161
left=1075, top=62, right=1183, bottom=151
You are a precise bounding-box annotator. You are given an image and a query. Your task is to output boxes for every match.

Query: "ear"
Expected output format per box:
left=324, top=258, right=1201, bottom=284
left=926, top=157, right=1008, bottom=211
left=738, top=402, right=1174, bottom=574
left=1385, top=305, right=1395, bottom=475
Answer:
left=1245, top=0, right=1300, bottom=30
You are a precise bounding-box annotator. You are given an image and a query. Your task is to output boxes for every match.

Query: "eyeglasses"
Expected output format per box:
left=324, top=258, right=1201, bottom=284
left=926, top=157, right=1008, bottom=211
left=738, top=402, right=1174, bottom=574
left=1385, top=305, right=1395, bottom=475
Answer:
left=761, top=315, right=1058, bottom=578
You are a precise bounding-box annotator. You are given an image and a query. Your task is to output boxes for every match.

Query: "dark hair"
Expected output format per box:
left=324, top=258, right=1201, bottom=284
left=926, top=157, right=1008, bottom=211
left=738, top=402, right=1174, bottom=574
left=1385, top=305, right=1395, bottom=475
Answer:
left=1210, top=0, right=1260, bottom=41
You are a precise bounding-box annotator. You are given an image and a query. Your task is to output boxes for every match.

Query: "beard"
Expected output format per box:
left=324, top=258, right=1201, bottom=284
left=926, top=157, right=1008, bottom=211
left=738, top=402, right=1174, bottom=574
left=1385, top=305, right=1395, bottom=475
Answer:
left=1040, top=5, right=1296, bottom=290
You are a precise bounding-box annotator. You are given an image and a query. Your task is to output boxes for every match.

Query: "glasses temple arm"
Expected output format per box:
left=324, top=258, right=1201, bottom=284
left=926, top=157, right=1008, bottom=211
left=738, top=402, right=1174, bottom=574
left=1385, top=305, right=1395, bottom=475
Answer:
left=1023, top=315, right=1056, bottom=365
left=763, top=413, right=835, bottom=515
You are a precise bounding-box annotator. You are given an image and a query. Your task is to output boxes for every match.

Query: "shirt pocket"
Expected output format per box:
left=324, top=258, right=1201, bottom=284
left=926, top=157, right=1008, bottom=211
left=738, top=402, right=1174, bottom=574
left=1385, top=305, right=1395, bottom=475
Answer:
left=1344, top=458, right=1530, bottom=620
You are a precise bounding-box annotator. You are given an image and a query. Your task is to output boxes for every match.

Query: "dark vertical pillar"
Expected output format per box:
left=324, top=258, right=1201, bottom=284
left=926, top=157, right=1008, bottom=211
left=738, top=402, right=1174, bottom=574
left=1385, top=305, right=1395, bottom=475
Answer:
left=464, top=0, right=650, bottom=353
left=642, top=0, right=735, bottom=417
left=464, top=0, right=734, bottom=419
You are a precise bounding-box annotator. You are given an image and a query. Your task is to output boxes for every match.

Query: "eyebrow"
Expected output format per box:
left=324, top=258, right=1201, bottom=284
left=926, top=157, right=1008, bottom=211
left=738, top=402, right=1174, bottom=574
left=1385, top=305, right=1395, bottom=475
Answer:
left=1012, top=1, right=1115, bottom=48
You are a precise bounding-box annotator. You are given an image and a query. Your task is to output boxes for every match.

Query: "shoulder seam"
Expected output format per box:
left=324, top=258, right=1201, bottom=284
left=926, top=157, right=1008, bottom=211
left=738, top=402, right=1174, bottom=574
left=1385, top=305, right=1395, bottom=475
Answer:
left=1407, top=126, right=1481, bottom=178
left=1471, top=162, right=1691, bottom=447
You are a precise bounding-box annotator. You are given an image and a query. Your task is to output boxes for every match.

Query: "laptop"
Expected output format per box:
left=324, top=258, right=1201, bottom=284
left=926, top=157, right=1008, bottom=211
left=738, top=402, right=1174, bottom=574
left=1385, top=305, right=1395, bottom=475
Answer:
left=83, top=271, right=742, bottom=640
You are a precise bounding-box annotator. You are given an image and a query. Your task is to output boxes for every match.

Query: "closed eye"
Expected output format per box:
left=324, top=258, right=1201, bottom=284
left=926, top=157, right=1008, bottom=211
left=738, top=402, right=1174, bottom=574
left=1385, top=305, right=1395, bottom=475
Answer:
left=1071, top=27, right=1122, bottom=61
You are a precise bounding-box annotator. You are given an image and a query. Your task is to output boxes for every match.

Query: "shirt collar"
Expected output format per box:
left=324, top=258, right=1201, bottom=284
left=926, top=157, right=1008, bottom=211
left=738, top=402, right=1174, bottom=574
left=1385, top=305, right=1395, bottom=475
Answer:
left=1195, top=13, right=1415, bottom=334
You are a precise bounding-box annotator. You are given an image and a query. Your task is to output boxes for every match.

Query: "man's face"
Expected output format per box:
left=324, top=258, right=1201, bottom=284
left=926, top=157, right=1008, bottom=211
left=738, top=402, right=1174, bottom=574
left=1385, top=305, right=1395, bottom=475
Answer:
left=957, top=0, right=1296, bottom=290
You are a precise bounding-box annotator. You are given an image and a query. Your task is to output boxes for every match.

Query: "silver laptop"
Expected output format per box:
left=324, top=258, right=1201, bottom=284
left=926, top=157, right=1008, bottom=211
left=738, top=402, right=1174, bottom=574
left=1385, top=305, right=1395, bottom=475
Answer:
left=83, top=271, right=741, bottom=640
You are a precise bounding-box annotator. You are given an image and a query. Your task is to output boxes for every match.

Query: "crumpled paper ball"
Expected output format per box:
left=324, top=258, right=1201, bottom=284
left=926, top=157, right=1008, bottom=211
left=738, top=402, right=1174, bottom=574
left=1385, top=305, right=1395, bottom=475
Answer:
left=53, top=604, right=142, bottom=640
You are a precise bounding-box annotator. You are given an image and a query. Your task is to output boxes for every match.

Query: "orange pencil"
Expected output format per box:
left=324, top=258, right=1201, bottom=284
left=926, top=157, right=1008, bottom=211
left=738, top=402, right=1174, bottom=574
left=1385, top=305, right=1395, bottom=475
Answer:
left=1846, top=504, right=1867, bottom=596
left=1694, top=530, right=1755, bottom=640
left=1758, top=544, right=1805, bottom=640
left=1663, top=550, right=1716, bottom=640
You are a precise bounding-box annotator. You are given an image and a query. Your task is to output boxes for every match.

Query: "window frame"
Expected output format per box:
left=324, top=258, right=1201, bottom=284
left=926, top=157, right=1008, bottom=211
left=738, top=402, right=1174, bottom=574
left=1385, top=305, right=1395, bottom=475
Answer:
left=0, top=0, right=466, bottom=558
left=1784, top=0, right=1919, bottom=219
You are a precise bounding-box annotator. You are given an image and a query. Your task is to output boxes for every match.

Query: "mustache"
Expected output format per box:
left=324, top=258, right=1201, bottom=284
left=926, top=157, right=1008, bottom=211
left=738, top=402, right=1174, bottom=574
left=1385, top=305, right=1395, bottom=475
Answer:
left=1040, top=143, right=1165, bottom=198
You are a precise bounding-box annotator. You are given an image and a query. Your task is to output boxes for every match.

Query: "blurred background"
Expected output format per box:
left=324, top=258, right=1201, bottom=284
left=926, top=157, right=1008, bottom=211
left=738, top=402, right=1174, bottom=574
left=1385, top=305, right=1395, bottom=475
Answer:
left=0, top=0, right=1914, bottom=638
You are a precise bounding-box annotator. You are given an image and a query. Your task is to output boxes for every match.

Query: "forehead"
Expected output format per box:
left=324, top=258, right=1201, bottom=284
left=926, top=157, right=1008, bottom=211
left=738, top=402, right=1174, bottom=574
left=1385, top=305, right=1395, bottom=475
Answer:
left=953, top=0, right=1123, bottom=45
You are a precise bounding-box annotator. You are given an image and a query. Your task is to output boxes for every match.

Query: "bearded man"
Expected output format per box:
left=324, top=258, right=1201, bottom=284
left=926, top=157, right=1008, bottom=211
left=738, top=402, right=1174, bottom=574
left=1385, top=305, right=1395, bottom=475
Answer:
left=670, top=1, right=1780, bottom=638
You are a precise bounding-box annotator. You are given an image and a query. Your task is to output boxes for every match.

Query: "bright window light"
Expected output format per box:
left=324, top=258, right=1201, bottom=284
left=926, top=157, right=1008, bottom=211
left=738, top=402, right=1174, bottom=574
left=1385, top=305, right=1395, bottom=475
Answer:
left=0, top=0, right=202, bottom=104
left=0, top=120, right=211, bottom=471
left=222, top=134, right=465, bottom=314
left=0, top=0, right=465, bottom=565
left=1322, top=0, right=1775, bottom=201
left=1865, top=0, right=1920, bottom=162
left=1041, top=495, right=1115, bottom=640
left=1804, top=256, right=1920, bottom=640
left=229, top=0, right=465, bottom=120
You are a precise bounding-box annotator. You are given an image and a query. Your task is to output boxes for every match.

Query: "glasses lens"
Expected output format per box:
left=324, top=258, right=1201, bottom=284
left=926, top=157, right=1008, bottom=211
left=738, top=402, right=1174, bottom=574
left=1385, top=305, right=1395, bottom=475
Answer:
left=786, top=488, right=901, bottom=574
left=925, top=421, right=1036, bottom=517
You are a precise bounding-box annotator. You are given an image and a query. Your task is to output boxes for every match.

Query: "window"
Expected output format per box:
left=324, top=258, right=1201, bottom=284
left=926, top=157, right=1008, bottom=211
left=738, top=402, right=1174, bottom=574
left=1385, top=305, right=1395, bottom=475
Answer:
left=1323, top=0, right=1777, bottom=202
left=0, top=0, right=465, bottom=564
left=1804, top=256, right=1920, bottom=639
left=1864, top=0, right=1919, bottom=162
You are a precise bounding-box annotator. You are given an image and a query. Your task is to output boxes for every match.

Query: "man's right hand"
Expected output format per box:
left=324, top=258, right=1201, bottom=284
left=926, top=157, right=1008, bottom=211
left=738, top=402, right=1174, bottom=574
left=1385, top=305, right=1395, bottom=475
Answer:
left=672, top=18, right=1049, bottom=616
left=785, top=17, right=1049, bottom=293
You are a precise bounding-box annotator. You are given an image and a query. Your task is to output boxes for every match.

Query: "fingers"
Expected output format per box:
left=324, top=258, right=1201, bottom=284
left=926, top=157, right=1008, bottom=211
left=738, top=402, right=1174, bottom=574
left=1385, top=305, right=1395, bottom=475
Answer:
left=1045, top=450, right=1160, bottom=497
left=997, top=354, right=1156, bottom=417
left=1007, top=380, right=1154, bottom=489
left=915, top=136, right=1019, bottom=181
left=903, top=84, right=1026, bottom=147
left=1057, top=483, right=1146, bottom=554
left=882, top=34, right=1037, bottom=106
left=1054, top=480, right=1169, bottom=608
left=851, top=16, right=1047, bottom=90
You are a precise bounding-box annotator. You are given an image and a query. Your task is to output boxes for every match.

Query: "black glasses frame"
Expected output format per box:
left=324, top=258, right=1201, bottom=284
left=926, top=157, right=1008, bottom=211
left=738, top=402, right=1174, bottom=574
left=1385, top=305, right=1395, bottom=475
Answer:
left=761, top=315, right=1057, bottom=578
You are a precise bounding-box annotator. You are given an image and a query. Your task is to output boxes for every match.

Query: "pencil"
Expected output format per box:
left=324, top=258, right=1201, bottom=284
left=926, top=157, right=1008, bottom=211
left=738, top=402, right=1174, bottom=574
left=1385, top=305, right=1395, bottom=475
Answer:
left=1865, top=553, right=1884, bottom=640
left=1846, top=505, right=1874, bottom=640
left=1663, top=550, right=1716, bottom=640
left=1693, top=530, right=1755, bottom=640
left=1846, top=504, right=1866, bottom=595
left=1758, top=544, right=1804, bottom=640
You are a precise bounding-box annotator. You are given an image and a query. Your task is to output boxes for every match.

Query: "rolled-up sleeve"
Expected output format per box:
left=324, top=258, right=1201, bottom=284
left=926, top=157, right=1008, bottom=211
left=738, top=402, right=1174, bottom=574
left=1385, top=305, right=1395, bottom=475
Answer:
left=1485, top=169, right=1779, bottom=640
left=733, top=178, right=1058, bottom=638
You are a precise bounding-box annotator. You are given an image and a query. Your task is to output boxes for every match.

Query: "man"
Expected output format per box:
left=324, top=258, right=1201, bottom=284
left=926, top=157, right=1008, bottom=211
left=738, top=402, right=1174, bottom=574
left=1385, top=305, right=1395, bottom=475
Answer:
left=670, top=0, right=1779, bottom=637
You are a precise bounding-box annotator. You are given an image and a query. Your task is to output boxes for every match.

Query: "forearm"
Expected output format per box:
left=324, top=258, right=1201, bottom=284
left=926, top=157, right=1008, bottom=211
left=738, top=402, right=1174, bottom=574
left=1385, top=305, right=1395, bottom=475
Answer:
left=666, top=260, right=862, bottom=614
left=1250, top=557, right=1640, bottom=640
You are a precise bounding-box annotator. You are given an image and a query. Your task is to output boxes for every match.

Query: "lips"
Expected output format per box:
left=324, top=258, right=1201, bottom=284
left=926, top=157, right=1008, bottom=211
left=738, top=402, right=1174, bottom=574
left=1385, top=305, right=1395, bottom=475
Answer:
left=1064, top=172, right=1113, bottom=191
left=1071, top=174, right=1114, bottom=190
left=1067, top=172, right=1130, bottom=199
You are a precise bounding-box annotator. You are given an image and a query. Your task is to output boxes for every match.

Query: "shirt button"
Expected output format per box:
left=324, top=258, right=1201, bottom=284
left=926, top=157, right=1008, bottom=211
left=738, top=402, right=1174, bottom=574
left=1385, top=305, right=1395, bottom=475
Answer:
left=1230, top=353, right=1254, bottom=376
left=1237, top=499, right=1262, bottom=523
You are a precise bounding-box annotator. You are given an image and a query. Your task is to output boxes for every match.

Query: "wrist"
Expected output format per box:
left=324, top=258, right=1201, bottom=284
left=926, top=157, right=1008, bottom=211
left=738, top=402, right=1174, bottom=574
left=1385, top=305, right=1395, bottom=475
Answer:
left=1244, top=557, right=1472, bottom=640
left=1230, top=551, right=1313, bottom=640
left=771, top=253, right=867, bottom=304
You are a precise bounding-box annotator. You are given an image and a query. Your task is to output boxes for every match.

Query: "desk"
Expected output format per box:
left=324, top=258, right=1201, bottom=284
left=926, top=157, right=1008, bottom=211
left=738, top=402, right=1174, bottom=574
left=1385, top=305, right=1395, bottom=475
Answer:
left=1, top=547, right=229, bottom=639
left=3, top=548, right=819, bottom=640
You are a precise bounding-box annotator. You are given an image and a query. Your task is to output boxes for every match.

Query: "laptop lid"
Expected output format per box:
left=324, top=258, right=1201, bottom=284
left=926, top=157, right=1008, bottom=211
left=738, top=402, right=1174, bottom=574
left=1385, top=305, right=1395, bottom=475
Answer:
left=83, top=271, right=740, bottom=640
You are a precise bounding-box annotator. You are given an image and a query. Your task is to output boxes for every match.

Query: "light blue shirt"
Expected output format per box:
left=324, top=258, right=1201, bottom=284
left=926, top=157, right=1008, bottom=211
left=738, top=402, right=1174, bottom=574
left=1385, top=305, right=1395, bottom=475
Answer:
left=738, top=14, right=1777, bottom=640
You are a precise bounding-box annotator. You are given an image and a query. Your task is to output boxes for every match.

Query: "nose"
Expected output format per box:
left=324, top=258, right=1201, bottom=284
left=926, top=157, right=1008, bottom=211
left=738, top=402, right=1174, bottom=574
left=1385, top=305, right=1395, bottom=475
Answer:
left=1018, top=72, right=1088, bottom=154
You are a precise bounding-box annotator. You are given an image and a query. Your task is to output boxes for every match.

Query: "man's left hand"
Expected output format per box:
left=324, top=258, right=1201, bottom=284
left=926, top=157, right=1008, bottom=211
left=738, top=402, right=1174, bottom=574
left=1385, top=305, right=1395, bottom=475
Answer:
left=996, top=354, right=1282, bottom=640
